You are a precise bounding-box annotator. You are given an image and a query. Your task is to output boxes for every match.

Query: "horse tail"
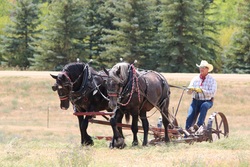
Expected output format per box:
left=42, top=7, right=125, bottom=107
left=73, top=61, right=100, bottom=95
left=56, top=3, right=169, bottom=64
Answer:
left=125, top=113, right=130, bottom=124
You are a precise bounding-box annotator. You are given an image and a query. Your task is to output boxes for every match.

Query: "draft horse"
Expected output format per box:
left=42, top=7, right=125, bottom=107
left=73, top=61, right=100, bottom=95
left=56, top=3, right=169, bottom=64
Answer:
left=51, top=62, right=127, bottom=147
left=105, top=62, right=171, bottom=146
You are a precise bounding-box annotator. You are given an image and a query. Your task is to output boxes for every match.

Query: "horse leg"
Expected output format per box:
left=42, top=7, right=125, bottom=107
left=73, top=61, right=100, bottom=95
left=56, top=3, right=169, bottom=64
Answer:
left=140, top=112, right=149, bottom=146
left=131, top=114, right=139, bottom=146
left=77, top=116, right=85, bottom=145
left=162, top=109, right=170, bottom=143
left=109, top=110, right=125, bottom=149
left=116, top=111, right=125, bottom=139
left=77, top=115, right=93, bottom=146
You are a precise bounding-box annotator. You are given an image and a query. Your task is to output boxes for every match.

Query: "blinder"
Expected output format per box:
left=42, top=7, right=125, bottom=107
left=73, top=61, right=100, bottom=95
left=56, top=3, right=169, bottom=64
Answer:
left=52, top=84, right=58, bottom=91
left=52, top=83, right=64, bottom=91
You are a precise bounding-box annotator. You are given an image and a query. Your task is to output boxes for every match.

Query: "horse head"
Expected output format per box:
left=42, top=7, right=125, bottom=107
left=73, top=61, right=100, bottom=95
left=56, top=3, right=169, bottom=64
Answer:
left=105, top=62, right=131, bottom=110
left=51, top=62, right=87, bottom=110
left=51, top=72, right=72, bottom=110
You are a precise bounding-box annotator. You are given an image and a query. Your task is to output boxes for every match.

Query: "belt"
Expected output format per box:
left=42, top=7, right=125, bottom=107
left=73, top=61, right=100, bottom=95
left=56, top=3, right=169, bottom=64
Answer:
left=193, top=97, right=214, bottom=102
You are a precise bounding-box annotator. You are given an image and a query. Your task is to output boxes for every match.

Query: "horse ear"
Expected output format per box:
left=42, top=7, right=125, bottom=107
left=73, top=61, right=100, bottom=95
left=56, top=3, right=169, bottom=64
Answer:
left=103, top=67, right=109, bottom=75
left=50, top=74, right=58, bottom=80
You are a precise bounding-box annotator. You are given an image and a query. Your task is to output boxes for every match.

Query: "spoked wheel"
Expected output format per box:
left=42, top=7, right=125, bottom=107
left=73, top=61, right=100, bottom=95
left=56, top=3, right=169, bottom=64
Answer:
left=207, top=112, right=229, bottom=142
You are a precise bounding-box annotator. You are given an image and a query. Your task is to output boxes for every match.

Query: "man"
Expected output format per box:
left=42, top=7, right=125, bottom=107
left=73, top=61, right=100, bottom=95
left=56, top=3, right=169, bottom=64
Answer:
left=185, top=60, right=217, bottom=131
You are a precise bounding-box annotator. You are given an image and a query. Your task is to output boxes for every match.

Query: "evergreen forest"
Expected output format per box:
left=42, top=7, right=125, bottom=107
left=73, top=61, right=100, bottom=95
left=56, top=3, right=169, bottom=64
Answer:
left=0, top=0, right=249, bottom=73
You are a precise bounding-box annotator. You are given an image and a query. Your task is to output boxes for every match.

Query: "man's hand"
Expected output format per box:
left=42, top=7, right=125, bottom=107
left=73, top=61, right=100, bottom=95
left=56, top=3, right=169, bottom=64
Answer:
left=187, top=87, right=195, bottom=91
left=187, top=87, right=202, bottom=93
left=194, top=88, right=202, bottom=93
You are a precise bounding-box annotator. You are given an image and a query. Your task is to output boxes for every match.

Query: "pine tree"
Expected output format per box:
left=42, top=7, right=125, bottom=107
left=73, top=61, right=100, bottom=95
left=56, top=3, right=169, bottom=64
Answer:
left=0, top=0, right=12, bottom=63
left=197, top=0, right=222, bottom=72
left=0, top=0, right=11, bottom=35
left=100, top=0, right=156, bottom=69
left=32, top=0, right=89, bottom=70
left=225, top=0, right=250, bottom=73
left=0, top=0, right=41, bottom=69
left=83, top=0, right=113, bottom=69
left=158, top=0, right=210, bottom=72
left=147, top=0, right=164, bottom=70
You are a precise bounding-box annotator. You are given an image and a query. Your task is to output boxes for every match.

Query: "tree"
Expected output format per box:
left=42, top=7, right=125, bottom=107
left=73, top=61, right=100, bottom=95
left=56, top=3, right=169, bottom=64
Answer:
left=0, top=0, right=12, bottom=63
left=158, top=0, right=220, bottom=72
left=158, top=0, right=204, bottom=72
left=0, top=0, right=41, bottom=69
left=146, top=0, right=164, bottom=70
left=0, top=0, right=12, bottom=35
left=32, top=0, right=89, bottom=70
left=100, top=0, right=156, bottom=69
left=225, top=0, right=250, bottom=73
left=197, top=0, right=222, bottom=72
left=82, top=0, right=114, bottom=69
left=214, top=0, right=243, bottom=27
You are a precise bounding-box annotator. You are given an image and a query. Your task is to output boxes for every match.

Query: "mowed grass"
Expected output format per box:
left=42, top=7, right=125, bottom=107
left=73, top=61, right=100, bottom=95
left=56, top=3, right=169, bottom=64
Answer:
left=0, top=71, right=249, bottom=167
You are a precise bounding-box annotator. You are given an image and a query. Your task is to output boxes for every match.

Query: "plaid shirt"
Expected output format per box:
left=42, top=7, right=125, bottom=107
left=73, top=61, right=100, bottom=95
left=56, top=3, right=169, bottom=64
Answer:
left=188, top=74, right=217, bottom=100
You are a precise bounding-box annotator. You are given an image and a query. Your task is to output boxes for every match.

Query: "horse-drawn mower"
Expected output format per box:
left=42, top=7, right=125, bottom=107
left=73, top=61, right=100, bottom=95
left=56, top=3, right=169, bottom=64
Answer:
left=73, top=88, right=229, bottom=145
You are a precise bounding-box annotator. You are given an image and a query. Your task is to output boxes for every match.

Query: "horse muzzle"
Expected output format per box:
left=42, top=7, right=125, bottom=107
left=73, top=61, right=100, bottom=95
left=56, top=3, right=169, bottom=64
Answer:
left=60, top=103, right=69, bottom=110
left=108, top=97, right=118, bottom=110
left=60, top=97, right=70, bottom=110
left=108, top=92, right=120, bottom=110
left=61, top=106, right=68, bottom=110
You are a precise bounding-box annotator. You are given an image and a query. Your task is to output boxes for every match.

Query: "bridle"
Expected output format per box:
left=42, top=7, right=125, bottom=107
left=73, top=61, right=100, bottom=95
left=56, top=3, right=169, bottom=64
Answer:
left=55, top=65, right=88, bottom=102
left=107, top=81, right=123, bottom=97
left=107, top=64, right=141, bottom=107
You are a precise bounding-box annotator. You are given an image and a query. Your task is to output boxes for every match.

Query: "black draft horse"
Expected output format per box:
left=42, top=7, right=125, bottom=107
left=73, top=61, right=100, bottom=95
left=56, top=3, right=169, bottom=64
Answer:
left=104, top=62, right=171, bottom=146
left=51, top=62, right=127, bottom=147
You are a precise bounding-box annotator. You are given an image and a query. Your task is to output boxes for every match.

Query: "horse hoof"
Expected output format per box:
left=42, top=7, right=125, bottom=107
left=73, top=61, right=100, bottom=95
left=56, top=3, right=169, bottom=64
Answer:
left=114, top=138, right=126, bottom=149
left=82, top=140, right=94, bottom=146
left=132, top=141, right=139, bottom=146
left=109, top=142, right=114, bottom=149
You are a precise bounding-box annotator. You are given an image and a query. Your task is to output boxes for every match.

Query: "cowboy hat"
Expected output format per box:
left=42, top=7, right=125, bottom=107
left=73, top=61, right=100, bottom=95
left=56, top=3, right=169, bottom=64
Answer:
left=196, top=60, right=213, bottom=72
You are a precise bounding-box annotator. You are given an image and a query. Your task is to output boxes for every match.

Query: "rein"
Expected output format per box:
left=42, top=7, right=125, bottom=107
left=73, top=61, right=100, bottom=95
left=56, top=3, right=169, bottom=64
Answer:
left=169, top=84, right=188, bottom=90
left=93, top=78, right=109, bottom=101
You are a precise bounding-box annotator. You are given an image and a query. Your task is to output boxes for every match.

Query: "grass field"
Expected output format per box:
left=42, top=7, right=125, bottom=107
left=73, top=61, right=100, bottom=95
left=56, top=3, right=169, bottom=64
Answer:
left=0, top=71, right=249, bottom=167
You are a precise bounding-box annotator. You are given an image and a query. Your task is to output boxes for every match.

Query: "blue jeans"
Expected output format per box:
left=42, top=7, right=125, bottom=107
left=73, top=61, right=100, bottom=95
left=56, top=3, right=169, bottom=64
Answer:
left=185, top=99, right=213, bottom=130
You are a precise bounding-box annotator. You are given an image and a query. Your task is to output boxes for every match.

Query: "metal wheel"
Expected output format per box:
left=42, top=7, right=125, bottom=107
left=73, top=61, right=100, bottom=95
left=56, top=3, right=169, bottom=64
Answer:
left=207, top=112, right=229, bottom=142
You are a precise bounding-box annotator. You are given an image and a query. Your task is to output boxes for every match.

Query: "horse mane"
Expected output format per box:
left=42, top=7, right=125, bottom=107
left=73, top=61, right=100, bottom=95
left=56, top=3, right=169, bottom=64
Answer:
left=109, top=62, right=130, bottom=84
left=63, top=62, right=85, bottom=72
left=61, top=62, right=87, bottom=79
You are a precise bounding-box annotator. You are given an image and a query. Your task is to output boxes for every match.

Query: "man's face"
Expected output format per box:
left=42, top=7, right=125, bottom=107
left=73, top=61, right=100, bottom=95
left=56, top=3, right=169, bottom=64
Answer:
left=199, top=66, right=209, bottom=76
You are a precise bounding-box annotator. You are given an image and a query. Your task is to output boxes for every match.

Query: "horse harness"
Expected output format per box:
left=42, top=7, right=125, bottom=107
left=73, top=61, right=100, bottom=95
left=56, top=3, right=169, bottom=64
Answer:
left=61, top=64, right=104, bottom=105
left=115, top=65, right=170, bottom=114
